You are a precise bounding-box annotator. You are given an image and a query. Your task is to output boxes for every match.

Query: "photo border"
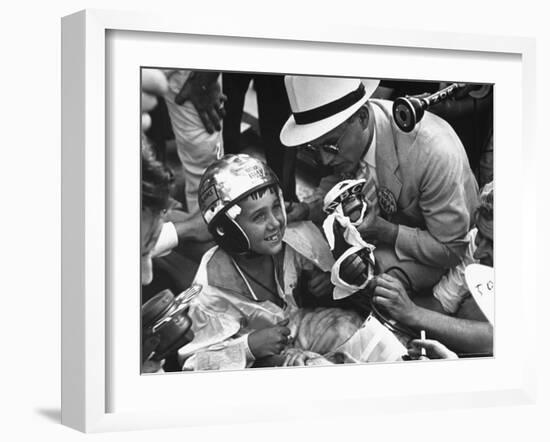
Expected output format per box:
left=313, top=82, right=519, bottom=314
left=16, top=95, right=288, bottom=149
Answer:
left=61, top=9, right=537, bottom=433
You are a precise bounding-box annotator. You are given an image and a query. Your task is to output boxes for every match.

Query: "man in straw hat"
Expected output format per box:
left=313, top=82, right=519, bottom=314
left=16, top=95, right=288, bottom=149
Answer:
left=280, top=76, right=479, bottom=292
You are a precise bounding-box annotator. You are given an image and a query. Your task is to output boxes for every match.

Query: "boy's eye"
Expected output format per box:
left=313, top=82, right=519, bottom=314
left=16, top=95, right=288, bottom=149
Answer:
left=253, top=213, right=266, bottom=222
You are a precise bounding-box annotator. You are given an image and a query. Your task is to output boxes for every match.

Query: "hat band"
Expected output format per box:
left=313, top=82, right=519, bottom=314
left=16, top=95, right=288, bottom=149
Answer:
left=293, top=83, right=366, bottom=125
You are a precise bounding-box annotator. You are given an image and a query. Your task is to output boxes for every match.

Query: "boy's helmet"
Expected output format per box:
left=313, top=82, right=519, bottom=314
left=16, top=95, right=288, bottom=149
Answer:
left=198, top=154, right=281, bottom=254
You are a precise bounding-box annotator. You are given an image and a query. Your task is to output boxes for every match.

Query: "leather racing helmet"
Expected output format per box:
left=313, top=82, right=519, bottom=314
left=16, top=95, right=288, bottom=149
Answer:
left=198, top=154, right=283, bottom=254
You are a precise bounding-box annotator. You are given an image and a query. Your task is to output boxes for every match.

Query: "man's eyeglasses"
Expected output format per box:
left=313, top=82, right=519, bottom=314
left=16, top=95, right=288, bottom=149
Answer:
left=302, top=123, right=347, bottom=156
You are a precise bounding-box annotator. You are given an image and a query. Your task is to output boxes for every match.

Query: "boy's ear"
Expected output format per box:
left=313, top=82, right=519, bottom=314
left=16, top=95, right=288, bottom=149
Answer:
left=213, top=214, right=250, bottom=254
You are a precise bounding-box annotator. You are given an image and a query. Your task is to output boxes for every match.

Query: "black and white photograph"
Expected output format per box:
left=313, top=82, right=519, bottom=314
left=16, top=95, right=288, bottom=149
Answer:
left=140, top=69, right=494, bottom=374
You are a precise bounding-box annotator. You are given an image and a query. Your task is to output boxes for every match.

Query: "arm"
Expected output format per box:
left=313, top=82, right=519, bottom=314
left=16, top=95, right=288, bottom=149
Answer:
left=373, top=274, right=493, bottom=355
left=394, top=129, right=477, bottom=268
left=405, top=306, right=493, bottom=355
left=174, top=71, right=226, bottom=134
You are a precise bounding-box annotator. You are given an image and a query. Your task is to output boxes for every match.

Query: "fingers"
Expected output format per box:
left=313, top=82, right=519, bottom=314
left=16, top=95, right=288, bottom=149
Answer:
left=174, top=81, right=190, bottom=105
left=141, top=69, right=168, bottom=96
left=283, top=354, right=292, bottom=366
left=373, top=285, right=397, bottom=301
left=141, top=92, right=158, bottom=113
left=371, top=294, right=391, bottom=309
left=374, top=273, right=400, bottom=287
left=308, top=272, right=331, bottom=294
left=206, top=107, right=222, bottom=132
left=198, top=110, right=215, bottom=134
left=408, top=339, right=458, bottom=360
left=141, top=113, right=152, bottom=132
left=278, top=326, right=291, bottom=337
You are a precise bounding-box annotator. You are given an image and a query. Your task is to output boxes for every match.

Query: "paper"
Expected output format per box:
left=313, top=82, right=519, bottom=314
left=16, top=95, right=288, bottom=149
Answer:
left=335, top=315, right=407, bottom=362
left=194, top=343, right=246, bottom=371
left=464, top=263, right=495, bottom=325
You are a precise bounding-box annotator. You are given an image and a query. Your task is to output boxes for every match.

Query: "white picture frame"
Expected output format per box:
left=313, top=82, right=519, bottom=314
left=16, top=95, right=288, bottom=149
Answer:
left=61, top=9, right=537, bottom=433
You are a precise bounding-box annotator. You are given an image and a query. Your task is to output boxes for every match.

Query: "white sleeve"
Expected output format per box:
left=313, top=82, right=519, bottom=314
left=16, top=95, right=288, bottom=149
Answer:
left=151, top=222, right=179, bottom=258
left=433, top=229, right=478, bottom=314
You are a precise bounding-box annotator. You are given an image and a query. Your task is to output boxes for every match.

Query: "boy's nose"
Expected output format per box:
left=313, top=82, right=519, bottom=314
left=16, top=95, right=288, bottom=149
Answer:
left=267, top=211, right=282, bottom=229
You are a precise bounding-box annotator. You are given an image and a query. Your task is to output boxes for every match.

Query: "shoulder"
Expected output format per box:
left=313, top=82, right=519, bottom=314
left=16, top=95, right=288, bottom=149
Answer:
left=205, top=248, right=248, bottom=294
left=283, top=221, right=334, bottom=272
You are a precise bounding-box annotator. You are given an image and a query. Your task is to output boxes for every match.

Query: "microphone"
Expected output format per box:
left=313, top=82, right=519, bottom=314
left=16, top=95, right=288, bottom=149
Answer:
left=392, top=83, right=463, bottom=132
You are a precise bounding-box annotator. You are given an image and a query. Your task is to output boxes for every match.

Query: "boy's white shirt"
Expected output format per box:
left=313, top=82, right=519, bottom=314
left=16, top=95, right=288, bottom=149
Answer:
left=151, top=222, right=179, bottom=258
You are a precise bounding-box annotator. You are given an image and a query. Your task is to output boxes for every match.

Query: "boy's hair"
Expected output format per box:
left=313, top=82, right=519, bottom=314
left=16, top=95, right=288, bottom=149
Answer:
left=476, top=181, right=494, bottom=221
left=247, top=185, right=277, bottom=202
left=141, top=142, right=174, bottom=214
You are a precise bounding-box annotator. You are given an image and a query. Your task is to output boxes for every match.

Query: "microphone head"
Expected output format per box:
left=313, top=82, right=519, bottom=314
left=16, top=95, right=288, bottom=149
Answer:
left=392, top=96, right=425, bottom=132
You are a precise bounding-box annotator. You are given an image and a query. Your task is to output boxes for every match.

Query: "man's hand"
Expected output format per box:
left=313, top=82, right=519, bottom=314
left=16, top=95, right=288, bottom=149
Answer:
left=283, top=348, right=323, bottom=366
left=175, top=71, right=226, bottom=134
left=285, top=201, right=310, bottom=223
left=407, top=338, right=458, bottom=360
left=371, top=273, right=418, bottom=325
left=307, top=268, right=333, bottom=297
left=248, top=319, right=291, bottom=359
left=357, top=210, right=398, bottom=245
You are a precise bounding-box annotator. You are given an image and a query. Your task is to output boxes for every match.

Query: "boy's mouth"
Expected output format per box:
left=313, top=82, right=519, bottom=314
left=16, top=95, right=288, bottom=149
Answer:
left=264, top=232, right=281, bottom=242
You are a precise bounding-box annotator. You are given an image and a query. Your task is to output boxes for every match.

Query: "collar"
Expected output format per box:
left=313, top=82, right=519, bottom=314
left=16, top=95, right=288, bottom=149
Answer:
left=364, top=128, right=377, bottom=168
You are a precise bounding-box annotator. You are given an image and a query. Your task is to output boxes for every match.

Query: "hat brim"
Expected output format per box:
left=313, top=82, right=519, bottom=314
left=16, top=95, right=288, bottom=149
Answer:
left=280, top=79, right=379, bottom=147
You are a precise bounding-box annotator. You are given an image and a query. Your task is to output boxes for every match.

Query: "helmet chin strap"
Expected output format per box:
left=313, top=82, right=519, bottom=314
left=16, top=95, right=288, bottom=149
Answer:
left=279, top=188, right=288, bottom=227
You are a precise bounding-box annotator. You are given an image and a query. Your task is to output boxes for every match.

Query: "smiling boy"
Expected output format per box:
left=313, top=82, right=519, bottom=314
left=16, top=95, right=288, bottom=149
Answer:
left=177, top=154, right=343, bottom=370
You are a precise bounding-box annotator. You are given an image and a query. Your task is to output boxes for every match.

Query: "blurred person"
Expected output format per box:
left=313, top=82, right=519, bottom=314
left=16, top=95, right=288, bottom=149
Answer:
left=141, top=142, right=175, bottom=372
left=222, top=73, right=297, bottom=200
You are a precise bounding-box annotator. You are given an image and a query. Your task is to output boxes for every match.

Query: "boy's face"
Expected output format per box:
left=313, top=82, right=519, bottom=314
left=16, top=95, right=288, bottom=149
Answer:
left=141, top=209, right=163, bottom=285
left=236, top=188, right=286, bottom=256
left=473, top=214, right=493, bottom=267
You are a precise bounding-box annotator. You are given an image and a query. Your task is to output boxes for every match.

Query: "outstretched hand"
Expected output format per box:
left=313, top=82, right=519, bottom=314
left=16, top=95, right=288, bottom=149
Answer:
left=175, top=71, right=226, bottom=133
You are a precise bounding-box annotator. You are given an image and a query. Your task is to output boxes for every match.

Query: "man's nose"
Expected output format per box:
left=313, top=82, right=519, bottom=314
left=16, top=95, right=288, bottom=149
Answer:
left=318, top=148, right=334, bottom=166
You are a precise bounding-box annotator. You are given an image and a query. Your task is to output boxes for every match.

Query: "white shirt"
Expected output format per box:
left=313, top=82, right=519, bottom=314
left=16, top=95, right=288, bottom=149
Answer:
left=358, top=128, right=378, bottom=186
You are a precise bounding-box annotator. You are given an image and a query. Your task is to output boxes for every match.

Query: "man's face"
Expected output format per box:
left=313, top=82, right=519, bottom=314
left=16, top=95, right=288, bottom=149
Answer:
left=141, top=209, right=163, bottom=285
left=473, top=214, right=493, bottom=267
left=236, top=188, right=286, bottom=256
left=306, top=115, right=369, bottom=174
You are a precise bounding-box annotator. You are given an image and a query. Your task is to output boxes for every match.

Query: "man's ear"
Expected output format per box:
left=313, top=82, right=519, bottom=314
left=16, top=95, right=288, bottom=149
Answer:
left=357, top=105, right=370, bottom=129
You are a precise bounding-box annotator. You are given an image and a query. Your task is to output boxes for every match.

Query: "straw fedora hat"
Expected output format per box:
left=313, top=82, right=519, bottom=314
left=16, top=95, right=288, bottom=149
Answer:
left=280, top=76, right=380, bottom=147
